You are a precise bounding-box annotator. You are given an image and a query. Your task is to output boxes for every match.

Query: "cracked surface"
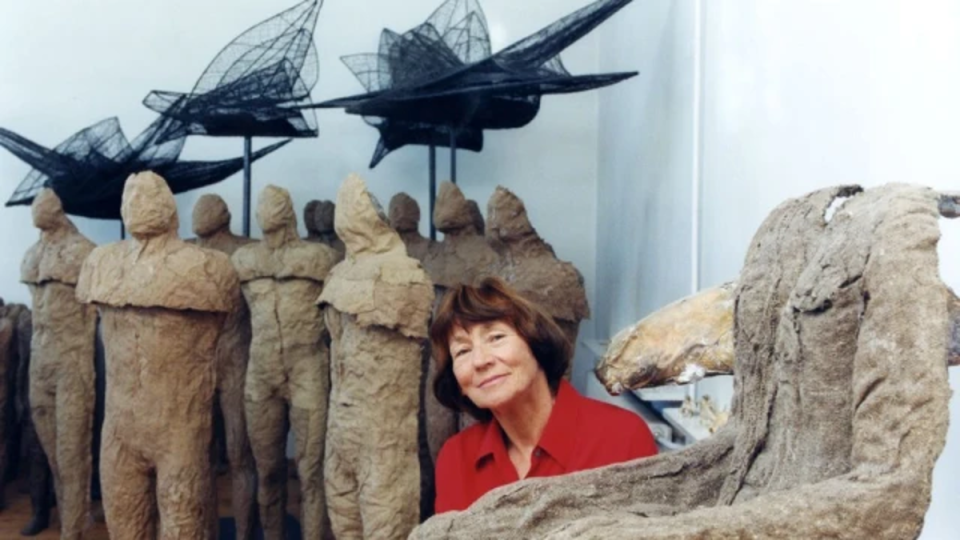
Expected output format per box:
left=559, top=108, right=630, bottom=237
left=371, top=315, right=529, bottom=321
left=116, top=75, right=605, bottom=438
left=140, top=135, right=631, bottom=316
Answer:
left=413, top=183, right=953, bottom=539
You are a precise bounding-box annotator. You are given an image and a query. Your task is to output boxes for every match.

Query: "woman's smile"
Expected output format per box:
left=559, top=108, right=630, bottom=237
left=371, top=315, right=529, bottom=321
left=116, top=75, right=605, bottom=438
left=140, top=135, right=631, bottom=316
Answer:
left=477, top=373, right=509, bottom=389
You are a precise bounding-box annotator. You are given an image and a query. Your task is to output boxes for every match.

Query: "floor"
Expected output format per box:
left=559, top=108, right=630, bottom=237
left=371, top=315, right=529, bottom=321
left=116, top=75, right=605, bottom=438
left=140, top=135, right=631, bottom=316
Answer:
left=0, top=472, right=301, bottom=539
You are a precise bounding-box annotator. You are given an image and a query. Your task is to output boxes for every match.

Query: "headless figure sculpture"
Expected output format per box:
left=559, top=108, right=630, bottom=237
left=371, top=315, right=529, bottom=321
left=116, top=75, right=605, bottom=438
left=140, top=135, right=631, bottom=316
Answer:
left=191, top=194, right=257, bottom=540
left=486, top=186, right=589, bottom=367
left=21, top=189, right=96, bottom=540
left=388, top=193, right=434, bottom=263
left=232, top=186, right=338, bottom=540
left=77, top=171, right=238, bottom=539
left=319, top=174, right=434, bottom=540
left=304, top=200, right=346, bottom=259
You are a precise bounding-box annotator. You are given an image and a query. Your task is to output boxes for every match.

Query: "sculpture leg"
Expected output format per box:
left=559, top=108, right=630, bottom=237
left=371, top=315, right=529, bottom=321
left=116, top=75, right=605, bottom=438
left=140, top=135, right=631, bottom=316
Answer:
left=28, top=362, right=60, bottom=526
left=290, top=405, right=326, bottom=540
left=54, top=355, right=94, bottom=540
left=245, top=395, right=288, bottom=540
left=221, top=385, right=256, bottom=540
left=21, top=416, right=52, bottom=536
left=358, top=445, right=420, bottom=539
left=156, top=446, right=214, bottom=540
left=324, top=417, right=362, bottom=540
left=99, top=424, right=157, bottom=540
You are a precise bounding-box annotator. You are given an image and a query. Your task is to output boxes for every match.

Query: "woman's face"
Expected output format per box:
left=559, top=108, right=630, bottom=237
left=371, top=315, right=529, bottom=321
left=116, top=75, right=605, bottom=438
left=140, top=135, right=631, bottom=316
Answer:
left=449, top=320, right=545, bottom=412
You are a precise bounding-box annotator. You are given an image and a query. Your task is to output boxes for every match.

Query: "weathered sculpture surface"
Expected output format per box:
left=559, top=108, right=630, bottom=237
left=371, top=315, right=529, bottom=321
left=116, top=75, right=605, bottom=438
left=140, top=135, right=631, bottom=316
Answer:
left=304, top=199, right=346, bottom=258
left=13, top=308, right=54, bottom=536
left=388, top=192, right=434, bottom=263
left=21, top=189, right=97, bottom=540
left=486, top=186, right=589, bottom=356
left=232, top=186, right=339, bottom=540
left=597, top=282, right=736, bottom=391
left=191, top=194, right=257, bottom=540
left=77, top=171, right=238, bottom=539
left=319, top=174, right=433, bottom=539
left=414, top=184, right=956, bottom=539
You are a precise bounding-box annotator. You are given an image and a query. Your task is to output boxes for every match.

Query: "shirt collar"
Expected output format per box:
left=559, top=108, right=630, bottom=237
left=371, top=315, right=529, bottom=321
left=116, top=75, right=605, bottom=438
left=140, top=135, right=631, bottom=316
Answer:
left=473, top=379, right=581, bottom=470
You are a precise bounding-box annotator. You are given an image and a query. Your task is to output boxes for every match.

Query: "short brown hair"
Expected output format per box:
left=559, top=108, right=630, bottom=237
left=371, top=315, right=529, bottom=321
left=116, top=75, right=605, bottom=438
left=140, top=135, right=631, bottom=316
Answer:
left=430, top=277, right=571, bottom=422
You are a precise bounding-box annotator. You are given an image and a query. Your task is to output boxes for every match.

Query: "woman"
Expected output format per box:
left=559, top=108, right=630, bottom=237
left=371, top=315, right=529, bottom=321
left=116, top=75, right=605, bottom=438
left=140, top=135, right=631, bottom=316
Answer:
left=431, top=277, right=658, bottom=513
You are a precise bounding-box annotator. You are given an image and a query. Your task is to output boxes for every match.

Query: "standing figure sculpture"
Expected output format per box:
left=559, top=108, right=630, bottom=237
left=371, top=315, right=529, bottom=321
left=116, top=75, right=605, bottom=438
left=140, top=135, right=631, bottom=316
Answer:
left=76, top=172, right=238, bottom=539
left=319, top=174, right=434, bottom=539
left=486, top=186, right=589, bottom=363
left=388, top=193, right=434, bottom=263
left=191, top=194, right=257, bottom=540
left=21, top=189, right=97, bottom=540
left=232, top=186, right=339, bottom=540
left=304, top=199, right=346, bottom=259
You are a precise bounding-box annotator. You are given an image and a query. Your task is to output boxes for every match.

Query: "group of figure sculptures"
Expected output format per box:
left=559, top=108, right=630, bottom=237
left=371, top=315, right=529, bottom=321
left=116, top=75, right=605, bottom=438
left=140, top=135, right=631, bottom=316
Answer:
left=1, top=171, right=589, bottom=540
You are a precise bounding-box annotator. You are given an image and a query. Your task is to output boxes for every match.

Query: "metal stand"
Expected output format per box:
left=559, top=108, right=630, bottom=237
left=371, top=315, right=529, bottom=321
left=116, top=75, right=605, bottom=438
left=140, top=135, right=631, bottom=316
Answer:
left=449, top=129, right=457, bottom=185
left=429, top=144, right=437, bottom=240
left=120, top=222, right=125, bottom=240
left=242, top=136, right=252, bottom=236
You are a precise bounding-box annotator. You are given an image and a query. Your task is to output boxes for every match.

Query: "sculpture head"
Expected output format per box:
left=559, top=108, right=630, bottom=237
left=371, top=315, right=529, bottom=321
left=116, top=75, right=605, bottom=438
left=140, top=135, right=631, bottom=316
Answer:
left=389, top=192, right=420, bottom=233
left=31, top=188, right=66, bottom=231
left=434, top=182, right=475, bottom=233
left=192, top=194, right=231, bottom=237
left=304, top=200, right=336, bottom=236
left=121, top=171, right=179, bottom=240
left=335, top=174, right=403, bottom=257
left=256, top=185, right=296, bottom=234
left=486, top=186, right=536, bottom=242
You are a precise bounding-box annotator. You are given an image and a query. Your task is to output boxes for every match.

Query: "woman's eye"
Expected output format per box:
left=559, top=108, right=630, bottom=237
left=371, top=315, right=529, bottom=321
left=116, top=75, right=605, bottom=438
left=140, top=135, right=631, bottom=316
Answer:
left=453, top=348, right=470, bottom=359
left=490, top=333, right=506, bottom=342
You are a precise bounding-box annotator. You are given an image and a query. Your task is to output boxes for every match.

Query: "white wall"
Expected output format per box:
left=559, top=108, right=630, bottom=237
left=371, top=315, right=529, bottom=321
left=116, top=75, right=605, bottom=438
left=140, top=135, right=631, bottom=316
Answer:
left=596, top=0, right=960, bottom=536
left=0, top=0, right=602, bottom=318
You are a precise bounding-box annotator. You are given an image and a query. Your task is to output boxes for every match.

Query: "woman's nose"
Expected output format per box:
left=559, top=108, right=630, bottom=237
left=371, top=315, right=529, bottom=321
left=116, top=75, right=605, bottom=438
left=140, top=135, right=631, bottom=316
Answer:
left=471, top=343, right=495, bottom=369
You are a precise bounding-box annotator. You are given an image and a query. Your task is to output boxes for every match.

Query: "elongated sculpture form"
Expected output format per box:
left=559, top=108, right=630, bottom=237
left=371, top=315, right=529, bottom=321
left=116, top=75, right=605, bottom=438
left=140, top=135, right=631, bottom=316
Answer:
left=20, top=189, right=96, bottom=540
left=190, top=194, right=257, bottom=540
left=304, top=199, right=346, bottom=258
left=596, top=282, right=736, bottom=392
left=232, top=186, right=338, bottom=540
left=318, top=174, right=434, bottom=539
left=486, top=186, right=589, bottom=356
left=388, top=193, right=434, bottom=263
left=76, top=172, right=238, bottom=539
left=414, top=184, right=957, bottom=539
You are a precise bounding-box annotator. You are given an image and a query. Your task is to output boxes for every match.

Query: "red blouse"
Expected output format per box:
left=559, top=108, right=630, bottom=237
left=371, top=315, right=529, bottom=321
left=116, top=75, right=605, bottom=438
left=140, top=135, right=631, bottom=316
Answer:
left=434, top=379, right=658, bottom=513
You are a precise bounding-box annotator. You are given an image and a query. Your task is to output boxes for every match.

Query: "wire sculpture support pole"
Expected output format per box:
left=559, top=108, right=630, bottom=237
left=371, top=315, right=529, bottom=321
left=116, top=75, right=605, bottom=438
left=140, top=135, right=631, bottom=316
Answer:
left=449, top=129, right=457, bottom=185
left=243, top=136, right=252, bottom=237
left=429, top=144, right=437, bottom=240
left=120, top=221, right=125, bottom=240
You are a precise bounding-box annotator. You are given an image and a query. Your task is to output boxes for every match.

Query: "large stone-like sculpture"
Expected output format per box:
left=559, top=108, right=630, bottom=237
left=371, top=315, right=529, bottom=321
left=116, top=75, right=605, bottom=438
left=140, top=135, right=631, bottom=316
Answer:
left=596, top=282, right=736, bottom=391
left=21, top=189, right=97, bottom=540
left=486, top=186, right=589, bottom=354
left=190, top=194, right=257, bottom=540
left=304, top=199, right=346, bottom=258
left=76, top=171, right=238, bottom=539
left=318, top=174, right=434, bottom=539
left=232, top=186, right=338, bottom=540
left=13, top=308, right=54, bottom=536
left=388, top=193, right=434, bottom=263
left=414, top=184, right=956, bottom=539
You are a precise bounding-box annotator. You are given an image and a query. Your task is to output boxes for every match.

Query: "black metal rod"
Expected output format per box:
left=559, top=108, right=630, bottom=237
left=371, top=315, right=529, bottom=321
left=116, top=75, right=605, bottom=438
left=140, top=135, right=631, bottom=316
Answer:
left=243, top=136, right=252, bottom=236
left=429, top=144, right=437, bottom=240
left=449, top=129, right=457, bottom=185
left=120, top=221, right=125, bottom=240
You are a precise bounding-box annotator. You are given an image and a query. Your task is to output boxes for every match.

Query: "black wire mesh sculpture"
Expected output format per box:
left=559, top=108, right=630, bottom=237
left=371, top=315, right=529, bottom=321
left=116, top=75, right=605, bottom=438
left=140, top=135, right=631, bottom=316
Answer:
left=143, top=0, right=323, bottom=234
left=144, top=0, right=322, bottom=141
left=311, top=0, right=636, bottom=169
left=1, top=116, right=288, bottom=219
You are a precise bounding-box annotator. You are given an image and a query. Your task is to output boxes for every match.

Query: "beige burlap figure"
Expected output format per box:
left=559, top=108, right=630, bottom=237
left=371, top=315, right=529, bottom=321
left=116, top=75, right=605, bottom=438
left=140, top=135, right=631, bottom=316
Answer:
left=388, top=193, right=434, bottom=263
left=76, top=172, right=238, bottom=540
left=304, top=199, right=346, bottom=259
left=318, top=174, right=433, bottom=540
left=232, top=186, right=338, bottom=540
left=0, top=300, right=31, bottom=511
left=190, top=194, right=257, bottom=540
left=486, top=186, right=590, bottom=360
left=21, top=189, right=96, bottom=540
left=414, top=184, right=957, bottom=539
